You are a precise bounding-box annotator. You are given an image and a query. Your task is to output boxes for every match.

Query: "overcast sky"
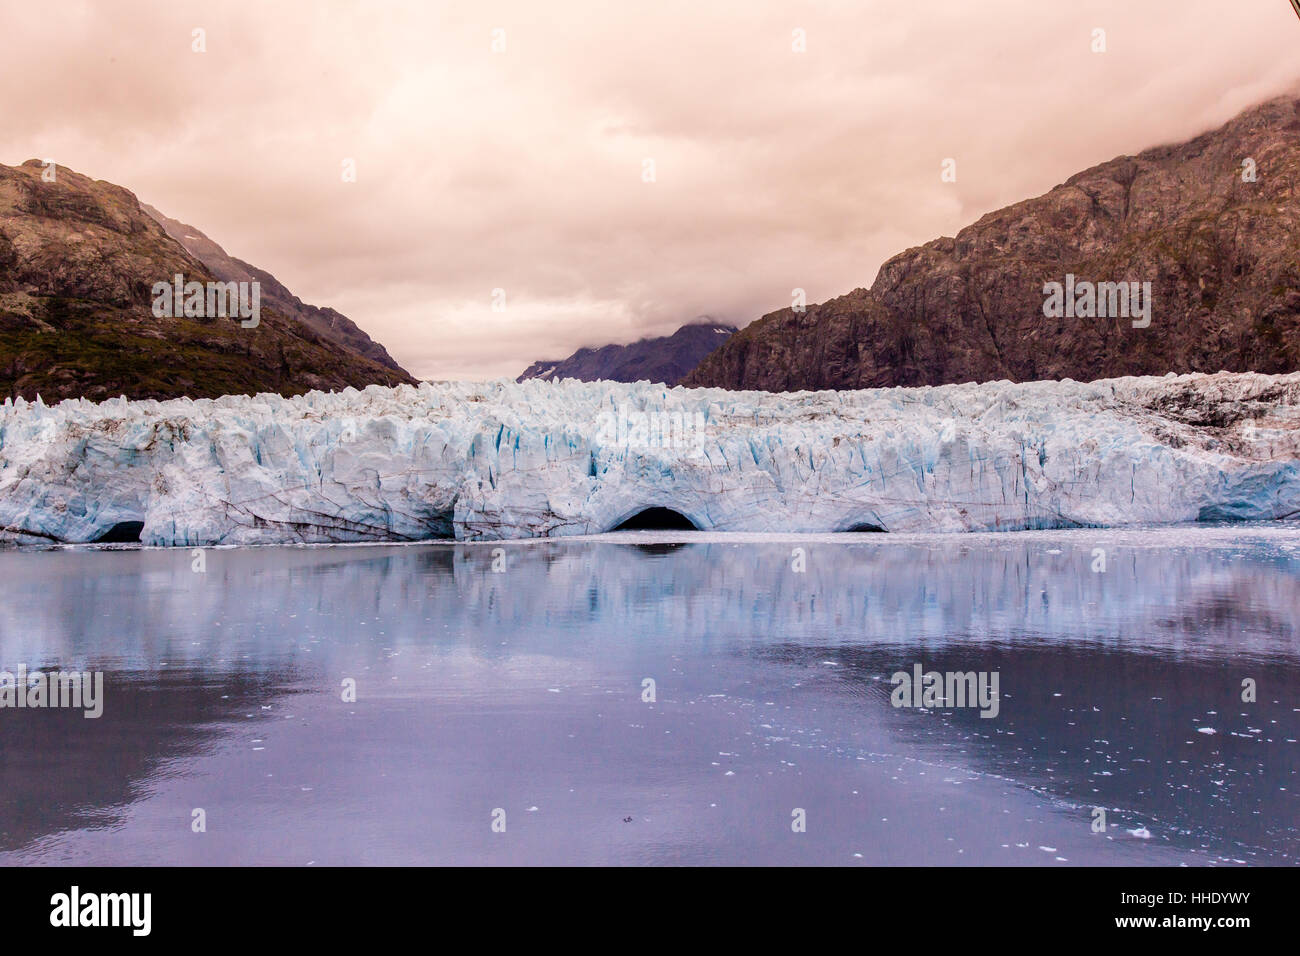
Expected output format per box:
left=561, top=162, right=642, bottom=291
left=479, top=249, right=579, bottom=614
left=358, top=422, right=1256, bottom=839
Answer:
left=7, top=1, right=1300, bottom=380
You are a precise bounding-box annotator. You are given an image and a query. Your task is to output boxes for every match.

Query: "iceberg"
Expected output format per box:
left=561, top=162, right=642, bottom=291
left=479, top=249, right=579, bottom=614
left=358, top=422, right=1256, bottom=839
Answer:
left=0, top=371, right=1297, bottom=546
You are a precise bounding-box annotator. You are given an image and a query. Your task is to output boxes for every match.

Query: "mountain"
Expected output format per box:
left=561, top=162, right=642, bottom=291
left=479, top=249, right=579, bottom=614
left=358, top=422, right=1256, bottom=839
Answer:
left=0, top=160, right=416, bottom=402
left=141, top=204, right=407, bottom=374
left=518, top=320, right=736, bottom=385
left=687, top=94, right=1300, bottom=392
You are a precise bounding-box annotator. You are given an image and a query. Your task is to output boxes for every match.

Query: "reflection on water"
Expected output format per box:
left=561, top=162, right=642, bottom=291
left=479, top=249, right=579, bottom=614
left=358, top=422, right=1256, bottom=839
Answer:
left=0, top=526, right=1297, bottom=865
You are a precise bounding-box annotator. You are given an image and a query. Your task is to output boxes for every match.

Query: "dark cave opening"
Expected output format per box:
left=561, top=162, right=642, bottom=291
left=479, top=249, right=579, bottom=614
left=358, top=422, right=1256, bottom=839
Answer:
left=95, top=521, right=144, bottom=543
left=612, top=508, right=699, bottom=531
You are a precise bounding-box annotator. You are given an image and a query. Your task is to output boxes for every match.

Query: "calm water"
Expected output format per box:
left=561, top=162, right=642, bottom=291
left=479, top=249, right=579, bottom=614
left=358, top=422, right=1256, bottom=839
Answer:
left=1, top=526, right=1298, bottom=866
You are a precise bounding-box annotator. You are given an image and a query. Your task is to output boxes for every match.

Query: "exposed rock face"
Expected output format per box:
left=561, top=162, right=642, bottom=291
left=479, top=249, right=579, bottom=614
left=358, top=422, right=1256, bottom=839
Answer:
left=519, top=320, right=736, bottom=385
left=688, top=95, right=1300, bottom=392
left=1, top=371, right=1296, bottom=545
left=0, top=160, right=416, bottom=401
left=141, top=204, right=408, bottom=374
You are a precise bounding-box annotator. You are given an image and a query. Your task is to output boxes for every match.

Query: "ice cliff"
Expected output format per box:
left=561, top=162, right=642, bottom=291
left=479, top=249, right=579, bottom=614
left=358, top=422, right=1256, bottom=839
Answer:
left=1, top=372, right=1298, bottom=546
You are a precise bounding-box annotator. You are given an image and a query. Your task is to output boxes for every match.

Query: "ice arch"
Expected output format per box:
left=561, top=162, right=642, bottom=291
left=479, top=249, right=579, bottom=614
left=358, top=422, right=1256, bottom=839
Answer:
left=95, top=520, right=144, bottom=543
left=610, top=507, right=700, bottom=531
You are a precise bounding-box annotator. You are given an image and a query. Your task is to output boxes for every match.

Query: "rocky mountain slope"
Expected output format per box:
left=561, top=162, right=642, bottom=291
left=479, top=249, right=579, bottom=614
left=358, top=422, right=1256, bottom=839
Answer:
left=518, top=320, right=736, bottom=385
left=687, top=94, right=1300, bottom=392
left=0, top=160, right=415, bottom=401
left=141, top=204, right=407, bottom=373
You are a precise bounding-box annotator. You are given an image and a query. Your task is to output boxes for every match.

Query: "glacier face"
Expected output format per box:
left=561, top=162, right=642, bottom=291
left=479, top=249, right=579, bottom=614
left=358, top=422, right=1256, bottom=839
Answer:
left=0, top=372, right=1298, bottom=546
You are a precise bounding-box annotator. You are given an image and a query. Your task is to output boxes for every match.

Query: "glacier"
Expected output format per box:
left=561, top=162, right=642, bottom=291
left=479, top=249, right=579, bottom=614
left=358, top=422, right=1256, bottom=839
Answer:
left=0, top=371, right=1298, bottom=546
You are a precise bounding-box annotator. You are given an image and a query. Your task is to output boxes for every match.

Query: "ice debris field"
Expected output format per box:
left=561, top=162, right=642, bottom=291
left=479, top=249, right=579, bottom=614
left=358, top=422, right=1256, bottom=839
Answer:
left=0, top=371, right=1298, bottom=546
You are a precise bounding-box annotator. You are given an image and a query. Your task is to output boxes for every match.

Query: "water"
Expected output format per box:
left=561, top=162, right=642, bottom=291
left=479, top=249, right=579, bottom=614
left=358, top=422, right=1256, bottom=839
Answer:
left=1, top=526, right=1297, bottom=866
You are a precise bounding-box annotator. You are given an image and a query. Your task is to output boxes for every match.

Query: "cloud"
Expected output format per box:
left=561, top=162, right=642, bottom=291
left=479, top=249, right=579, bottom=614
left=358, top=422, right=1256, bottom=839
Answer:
left=6, top=0, right=1300, bottom=379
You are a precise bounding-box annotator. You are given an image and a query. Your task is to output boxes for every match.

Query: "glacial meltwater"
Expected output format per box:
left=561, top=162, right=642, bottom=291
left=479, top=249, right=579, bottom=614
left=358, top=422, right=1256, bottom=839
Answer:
left=1, top=526, right=1297, bottom=866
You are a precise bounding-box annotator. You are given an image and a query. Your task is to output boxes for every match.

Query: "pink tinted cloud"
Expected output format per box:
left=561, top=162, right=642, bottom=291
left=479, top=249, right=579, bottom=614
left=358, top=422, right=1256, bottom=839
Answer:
left=5, top=0, right=1299, bottom=379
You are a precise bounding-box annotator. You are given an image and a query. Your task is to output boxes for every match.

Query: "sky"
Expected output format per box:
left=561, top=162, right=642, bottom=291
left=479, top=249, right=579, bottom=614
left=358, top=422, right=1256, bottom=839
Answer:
left=6, top=1, right=1300, bottom=380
